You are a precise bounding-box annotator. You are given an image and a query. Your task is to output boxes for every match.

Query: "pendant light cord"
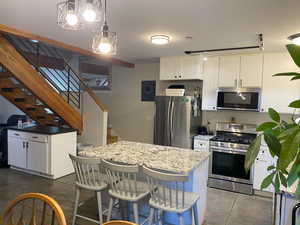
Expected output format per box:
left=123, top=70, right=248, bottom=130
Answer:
left=104, top=0, right=107, bottom=25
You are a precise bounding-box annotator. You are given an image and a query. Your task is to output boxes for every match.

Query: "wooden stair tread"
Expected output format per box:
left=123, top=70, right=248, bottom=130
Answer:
left=0, top=71, right=13, bottom=79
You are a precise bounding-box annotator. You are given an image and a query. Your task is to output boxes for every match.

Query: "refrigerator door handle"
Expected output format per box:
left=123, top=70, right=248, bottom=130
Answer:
left=170, top=100, right=175, bottom=145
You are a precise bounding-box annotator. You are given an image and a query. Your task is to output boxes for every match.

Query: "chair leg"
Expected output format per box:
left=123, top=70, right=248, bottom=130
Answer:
left=158, top=209, right=163, bottom=225
left=133, top=202, right=139, bottom=224
left=107, top=197, right=114, bottom=221
left=191, top=207, right=195, bottom=225
left=193, top=204, right=199, bottom=225
left=178, top=213, right=184, bottom=225
left=148, top=207, right=155, bottom=225
left=96, top=191, right=103, bottom=224
left=72, top=187, right=80, bottom=225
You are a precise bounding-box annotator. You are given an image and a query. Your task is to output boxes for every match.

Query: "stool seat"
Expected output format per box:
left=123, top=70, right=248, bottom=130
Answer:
left=149, top=190, right=200, bottom=213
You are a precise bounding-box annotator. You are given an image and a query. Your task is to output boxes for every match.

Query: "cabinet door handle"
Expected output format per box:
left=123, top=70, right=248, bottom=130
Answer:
left=14, top=133, right=20, bottom=136
left=26, top=142, right=29, bottom=150
left=23, top=141, right=25, bottom=149
left=32, top=136, right=38, bottom=139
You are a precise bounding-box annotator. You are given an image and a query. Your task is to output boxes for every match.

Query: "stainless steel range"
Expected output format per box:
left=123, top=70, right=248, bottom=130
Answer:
left=208, top=122, right=257, bottom=195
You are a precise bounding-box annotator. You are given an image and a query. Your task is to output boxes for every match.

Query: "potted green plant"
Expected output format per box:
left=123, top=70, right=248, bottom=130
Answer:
left=245, top=44, right=300, bottom=195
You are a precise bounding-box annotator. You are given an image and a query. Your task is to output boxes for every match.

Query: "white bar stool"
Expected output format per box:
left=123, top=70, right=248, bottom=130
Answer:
left=102, top=159, right=150, bottom=224
left=143, top=166, right=200, bottom=225
left=69, top=154, right=108, bottom=225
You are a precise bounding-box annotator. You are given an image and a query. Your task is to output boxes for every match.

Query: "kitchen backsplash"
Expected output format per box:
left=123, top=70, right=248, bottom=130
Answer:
left=202, top=110, right=295, bottom=133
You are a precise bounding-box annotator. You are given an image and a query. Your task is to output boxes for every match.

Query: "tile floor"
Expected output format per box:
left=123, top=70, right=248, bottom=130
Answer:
left=0, top=169, right=272, bottom=225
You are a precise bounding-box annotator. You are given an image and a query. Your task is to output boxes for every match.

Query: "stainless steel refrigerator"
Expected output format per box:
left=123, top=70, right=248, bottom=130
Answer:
left=154, top=96, right=202, bottom=149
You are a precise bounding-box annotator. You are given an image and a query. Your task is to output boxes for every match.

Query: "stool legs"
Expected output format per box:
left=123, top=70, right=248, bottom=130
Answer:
left=148, top=208, right=155, bottom=225
left=96, top=191, right=103, bottom=224
left=178, top=213, right=184, bottom=225
left=192, top=204, right=199, bottom=225
left=133, top=202, right=139, bottom=224
left=158, top=210, right=163, bottom=225
left=72, top=187, right=80, bottom=225
left=107, top=197, right=114, bottom=221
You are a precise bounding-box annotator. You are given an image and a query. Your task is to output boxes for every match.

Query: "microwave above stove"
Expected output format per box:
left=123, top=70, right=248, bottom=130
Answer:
left=217, top=87, right=261, bottom=111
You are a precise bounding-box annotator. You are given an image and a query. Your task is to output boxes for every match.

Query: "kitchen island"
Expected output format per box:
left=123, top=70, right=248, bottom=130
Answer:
left=79, top=141, right=210, bottom=224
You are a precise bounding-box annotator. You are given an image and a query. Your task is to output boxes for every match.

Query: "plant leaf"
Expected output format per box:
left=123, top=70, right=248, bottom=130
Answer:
left=267, top=165, right=276, bottom=171
left=261, top=172, right=275, bottom=190
left=291, top=76, right=300, bottom=81
left=273, top=72, right=300, bottom=77
left=256, top=122, right=277, bottom=132
left=268, top=108, right=280, bottom=122
left=279, top=172, right=287, bottom=188
left=287, top=153, right=300, bottom=186
left=286, top=44, right=300, bottom=68
left=295, top=182, right=300, bottom=198
left=245, top=135, right=262, bottom=173
left=279, top=130, right=300, bottom=170
left=274, top=173, right=280, bottom=193
left=289, top=100, right=300, bottom=108
left=278, top=126, right=300, bottom=140
left=264, top=130, right=281, bottom=157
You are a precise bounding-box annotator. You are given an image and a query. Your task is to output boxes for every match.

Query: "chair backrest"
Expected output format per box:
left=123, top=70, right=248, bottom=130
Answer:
left=143, top=166, right=188, bottom=210
left=102, top=159, right=140, bottom=197
left=1, top=193, right=67, bottom=225
left=69, top=154, right=104, bottom=188
left=102, top=221, right=137, bottom=225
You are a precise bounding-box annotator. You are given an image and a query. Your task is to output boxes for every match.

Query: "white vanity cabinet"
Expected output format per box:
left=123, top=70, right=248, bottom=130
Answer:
left=218, top=54, right=263, bottom=88
left=8, top=129, right=76, bottom=179
left=160, top=55, right=203, bottom=80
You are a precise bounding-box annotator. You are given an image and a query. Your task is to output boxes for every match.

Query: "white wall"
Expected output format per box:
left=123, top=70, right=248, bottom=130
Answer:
left=97, top=63, right=159, bottom=144
left=0, top=95, right=24, bottom=123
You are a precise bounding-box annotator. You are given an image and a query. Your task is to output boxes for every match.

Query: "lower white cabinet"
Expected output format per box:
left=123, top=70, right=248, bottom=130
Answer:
left=8, top=129, right=76, bottom=179
left=253, top=145, right=275, bottom=192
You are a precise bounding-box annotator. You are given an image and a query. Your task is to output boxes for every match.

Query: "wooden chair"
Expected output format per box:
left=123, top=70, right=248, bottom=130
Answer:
left=1, top=192, right=67, bottom=225
left=102, top=159, right=150, bottom=224
left=143, top=166, right=200, bottom=225
left=69, top=154, right=108, bottom=225
left=102, top=221, right=137, bottom=225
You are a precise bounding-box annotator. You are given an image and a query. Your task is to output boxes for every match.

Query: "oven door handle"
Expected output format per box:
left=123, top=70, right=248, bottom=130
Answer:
left=210, top=146, right=247, bottom=155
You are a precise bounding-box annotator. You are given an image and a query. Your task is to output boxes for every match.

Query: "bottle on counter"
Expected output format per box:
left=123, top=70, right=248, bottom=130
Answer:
left=17, top=119, right=23, bottom=128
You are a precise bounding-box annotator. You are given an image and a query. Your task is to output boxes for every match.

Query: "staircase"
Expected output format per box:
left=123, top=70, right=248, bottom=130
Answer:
left=0, top=34, right=83, bottom=132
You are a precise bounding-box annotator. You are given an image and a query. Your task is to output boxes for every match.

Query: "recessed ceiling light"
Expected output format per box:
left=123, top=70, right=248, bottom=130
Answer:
left=151, top=35, right=170, bottom=45
left=203, top=57, right=208, bottom=61
left=288, top=33, right=300, bottom=46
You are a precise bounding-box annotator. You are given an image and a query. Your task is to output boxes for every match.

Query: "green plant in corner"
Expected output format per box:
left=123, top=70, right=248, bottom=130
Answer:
left=245, top=44, right=300, bottom=196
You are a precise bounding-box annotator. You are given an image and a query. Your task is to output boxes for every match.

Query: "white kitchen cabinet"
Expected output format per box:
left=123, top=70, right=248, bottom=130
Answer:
left=8, top=129, right=76, bottom=179
left=202, top=57, right=219, bottom=110
left=160, top=55, right=203, bottom=80
left=240, top=54, right=263, bottom=87
left=8, top=135, right=26, bottom=169
left=253, top=145, right=275, bottom=192
left=218, top=54, right=263, bottom=88
left=261, top=52, right=300, bottom=114
left=27, top=139, right=49, bottom=174
left=218, top=55, right=240, bottom=87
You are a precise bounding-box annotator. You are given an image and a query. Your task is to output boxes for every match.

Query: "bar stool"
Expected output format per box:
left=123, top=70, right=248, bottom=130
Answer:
left=143, top=166, right=200, bottom=225
left=69, top=154, right=108, bottom=225
left=102, top=221, right=137, bottom=225
left=102, top=159, right=150, bottom=224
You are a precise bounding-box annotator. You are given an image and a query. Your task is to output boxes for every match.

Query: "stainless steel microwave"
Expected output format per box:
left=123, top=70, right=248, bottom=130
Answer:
left=217, top=87, right=261, bottom=111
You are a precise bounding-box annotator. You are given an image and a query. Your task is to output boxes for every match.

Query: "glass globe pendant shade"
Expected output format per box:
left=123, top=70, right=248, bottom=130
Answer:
left=92, top=24, right=117, bottom=55
left=288, top=34, right=300, bottom=46
left=57, top=0, right=83, bottom=30
left=80, top=0, right=102, bottom=23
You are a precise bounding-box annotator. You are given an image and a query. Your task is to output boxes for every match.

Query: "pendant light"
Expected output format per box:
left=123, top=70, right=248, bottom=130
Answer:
left=92, top=0, right=117, bottom=55
left=57, top=0, right=84, bottom=30
left=80, top=0, right=102, bottom=23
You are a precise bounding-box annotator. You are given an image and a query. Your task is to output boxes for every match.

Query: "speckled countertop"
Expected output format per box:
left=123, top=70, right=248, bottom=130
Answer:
left=79, top=141, right=210, bottom=174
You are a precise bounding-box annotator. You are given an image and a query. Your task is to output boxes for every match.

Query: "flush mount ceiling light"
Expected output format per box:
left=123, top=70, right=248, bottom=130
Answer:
left=288, top=33, right=300, bottom=46
left=92, top=0, right=117, bottom=55
left=57, top=0, right=83, bottom=30
left=80, top=0, right=102, bottom=23
left=151, top=35, right=170, bottom=45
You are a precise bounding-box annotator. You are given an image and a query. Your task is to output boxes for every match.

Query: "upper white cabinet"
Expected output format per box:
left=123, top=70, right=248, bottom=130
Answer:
left=218, top=54, right=263, bottom=88
left=218, top=55, right=240, bottom=87
left=240, top=54, right=263, bottom=87
left=261, top=52, right=300, bottom=114
left=160, top=55, right=203, bottom=80
left=202, top=57, right=219, bottom=111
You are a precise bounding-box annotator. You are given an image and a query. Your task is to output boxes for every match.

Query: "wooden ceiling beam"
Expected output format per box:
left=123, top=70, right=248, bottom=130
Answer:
left=0, top=24, right=135, bottom=68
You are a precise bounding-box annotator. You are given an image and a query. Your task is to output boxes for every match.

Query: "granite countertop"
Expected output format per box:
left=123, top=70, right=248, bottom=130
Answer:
left=8, top=126, right=77, bottom=135
left=79, top=141, right=210, bottom=174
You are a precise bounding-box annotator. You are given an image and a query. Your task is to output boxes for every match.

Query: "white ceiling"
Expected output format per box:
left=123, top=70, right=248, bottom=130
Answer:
left=0, top=0, right=300, bottom=62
